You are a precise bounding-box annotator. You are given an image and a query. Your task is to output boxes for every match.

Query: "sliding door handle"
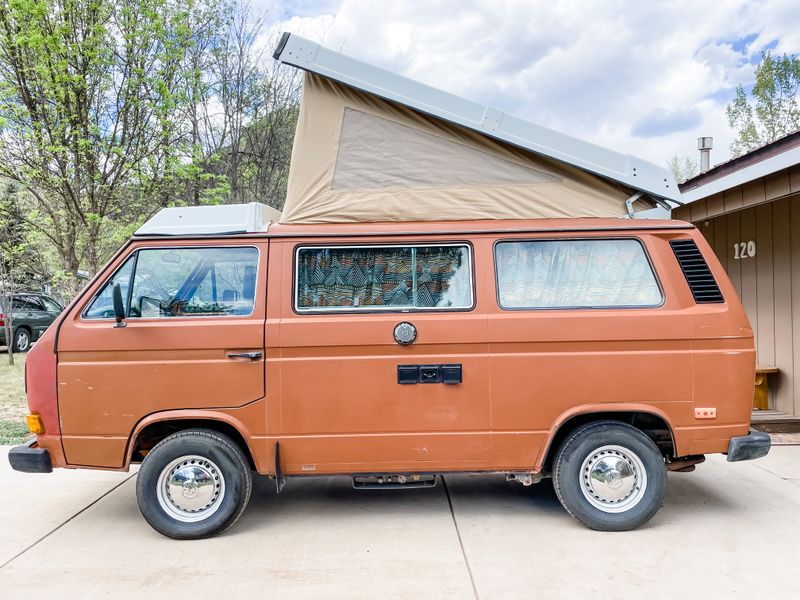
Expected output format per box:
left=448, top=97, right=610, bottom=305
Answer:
left=227, top=351, right=262, bottom=360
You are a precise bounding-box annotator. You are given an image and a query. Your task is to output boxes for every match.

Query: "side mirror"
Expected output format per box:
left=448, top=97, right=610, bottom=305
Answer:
left=112, top=284, right=127, bottom=328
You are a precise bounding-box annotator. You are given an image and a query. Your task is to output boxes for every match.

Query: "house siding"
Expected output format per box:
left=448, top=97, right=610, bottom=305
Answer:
left=678, top=172, right=800, bottom=415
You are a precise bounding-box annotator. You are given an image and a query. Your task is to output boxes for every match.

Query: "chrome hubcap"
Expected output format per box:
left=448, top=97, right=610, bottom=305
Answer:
left=579, top=445, right=647, bottom=513
left=156, top=455, right=225, bottom=523
left=16, top=331, right=29, bottom=350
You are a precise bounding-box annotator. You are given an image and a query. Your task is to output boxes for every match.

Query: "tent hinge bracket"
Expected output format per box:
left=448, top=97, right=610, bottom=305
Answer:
left=625, top=192, right=644, bottom=218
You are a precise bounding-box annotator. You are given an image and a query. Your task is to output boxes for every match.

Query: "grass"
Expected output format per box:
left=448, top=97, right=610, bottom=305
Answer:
left=0, top=419, right=29, bottom=445
left=0, top=352, right=31, bottom=445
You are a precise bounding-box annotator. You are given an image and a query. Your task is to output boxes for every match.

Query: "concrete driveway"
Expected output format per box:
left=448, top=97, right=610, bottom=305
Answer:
left=1, top=445, right=799, bottom=599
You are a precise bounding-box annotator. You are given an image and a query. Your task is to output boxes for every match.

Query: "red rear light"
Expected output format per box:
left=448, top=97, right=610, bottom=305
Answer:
left=0, top=313, right=4, bottom=327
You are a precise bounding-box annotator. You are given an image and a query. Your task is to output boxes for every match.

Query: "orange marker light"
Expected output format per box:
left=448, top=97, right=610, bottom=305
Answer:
left=25, top=413, right=45, bottom=435
left=694, top=407, right=717, bottom=420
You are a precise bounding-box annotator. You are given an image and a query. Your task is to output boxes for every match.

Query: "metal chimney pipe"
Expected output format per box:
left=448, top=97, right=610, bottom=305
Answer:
left=698, top=137, right=713, bottom=173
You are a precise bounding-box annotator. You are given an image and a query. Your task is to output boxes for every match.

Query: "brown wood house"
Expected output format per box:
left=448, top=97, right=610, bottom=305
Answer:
left=674, top=132, right=800, bottom=423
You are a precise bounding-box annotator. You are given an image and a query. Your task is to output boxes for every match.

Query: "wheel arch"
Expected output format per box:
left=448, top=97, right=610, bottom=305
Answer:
left=126, top=411, right=259, bottom=471
left=13, top=323, right=32, bottom=337
left=537, top=405, right=678, bottom=473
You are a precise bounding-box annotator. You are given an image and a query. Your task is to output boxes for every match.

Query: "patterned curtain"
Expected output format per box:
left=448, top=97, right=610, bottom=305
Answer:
left=297, top=246, right=470, bottom=309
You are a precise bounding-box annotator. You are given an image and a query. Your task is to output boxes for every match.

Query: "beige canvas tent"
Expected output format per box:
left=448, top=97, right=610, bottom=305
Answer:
left=275, top=35, right=679, bottom=224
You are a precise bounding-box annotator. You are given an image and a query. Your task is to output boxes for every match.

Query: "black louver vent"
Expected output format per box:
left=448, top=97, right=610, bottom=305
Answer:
left=670, top=239, right=724, bottom=303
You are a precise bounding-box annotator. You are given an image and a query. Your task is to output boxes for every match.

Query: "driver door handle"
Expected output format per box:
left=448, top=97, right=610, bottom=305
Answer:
left=227, top=351, right=262, bottom=360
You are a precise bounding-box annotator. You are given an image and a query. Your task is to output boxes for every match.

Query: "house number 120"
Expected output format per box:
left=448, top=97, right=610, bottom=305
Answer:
left=733, top=241, right=756, bottom=259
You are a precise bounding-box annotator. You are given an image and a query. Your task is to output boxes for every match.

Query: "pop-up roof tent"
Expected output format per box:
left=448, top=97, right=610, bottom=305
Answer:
left=273, top=34, right=681, bottom=224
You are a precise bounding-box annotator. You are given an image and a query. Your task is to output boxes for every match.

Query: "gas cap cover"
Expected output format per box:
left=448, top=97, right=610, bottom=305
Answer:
left=393, top=322, right=417, bottom=345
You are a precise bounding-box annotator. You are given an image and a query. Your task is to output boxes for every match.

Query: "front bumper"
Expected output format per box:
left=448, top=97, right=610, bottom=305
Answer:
left=727, top=429, right=771, bottom=462
left=8, top=438, right=52, bottom=473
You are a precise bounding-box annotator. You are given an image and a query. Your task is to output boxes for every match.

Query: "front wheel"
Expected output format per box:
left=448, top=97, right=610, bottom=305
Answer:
left=553, top=421, right=667, bottom=531
left=136, top=429, right=252, bottom=539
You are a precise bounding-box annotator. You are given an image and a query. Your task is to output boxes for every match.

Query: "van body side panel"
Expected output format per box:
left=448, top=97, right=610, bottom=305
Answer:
left=44, top=220, right=755, bottom=475
left=25, top=320, right=68, bottom=467
left=25, top=325, right=61, bottom=435
left=486, top=232, right=695, bottom=469
left=265, top=239, right=284, bottom=440
left=271, top=237, right=491, bottom=475
left=685, top=232, right=755, bottom=454
left=56, top=240, right=269, bottom=468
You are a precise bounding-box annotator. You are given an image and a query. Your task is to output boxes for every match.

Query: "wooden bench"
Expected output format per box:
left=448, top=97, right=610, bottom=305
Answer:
left=754, top=365, right=779, bottom=410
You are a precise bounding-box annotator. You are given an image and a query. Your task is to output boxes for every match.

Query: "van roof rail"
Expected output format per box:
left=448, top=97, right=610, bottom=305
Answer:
left=273, top=32, right=680, bottom=205
left=134, top=202, right=281, bottom=236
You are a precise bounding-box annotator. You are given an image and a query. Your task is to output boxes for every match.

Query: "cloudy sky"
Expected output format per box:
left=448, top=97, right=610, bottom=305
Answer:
left=257, top=0, right=800, bottom=169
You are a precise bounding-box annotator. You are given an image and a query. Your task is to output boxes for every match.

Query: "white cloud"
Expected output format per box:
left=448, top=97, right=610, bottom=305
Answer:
left=261, top=0, right=800, bottom=168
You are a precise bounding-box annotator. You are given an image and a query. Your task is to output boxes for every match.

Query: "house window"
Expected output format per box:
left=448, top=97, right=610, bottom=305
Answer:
left=495, top=239, right=662, bottom=309
left=295, top=244, right=473, bottom=312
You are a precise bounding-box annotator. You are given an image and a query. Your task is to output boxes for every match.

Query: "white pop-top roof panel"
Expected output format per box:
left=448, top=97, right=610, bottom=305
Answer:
left=273, top=33, right=681, bottom=204
left=135, top=202, right=281, bottom=236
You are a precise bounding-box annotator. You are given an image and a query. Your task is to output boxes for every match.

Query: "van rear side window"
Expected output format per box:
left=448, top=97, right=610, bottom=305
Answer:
left=295, top=244, right=473, bottom=311
left=495, top=239, right=662, bottom=309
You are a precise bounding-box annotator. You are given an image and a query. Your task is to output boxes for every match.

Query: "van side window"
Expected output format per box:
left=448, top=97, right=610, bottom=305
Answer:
left=128, top=247, right=258, bottom=317
left=495, top=239, right=662, bottom=309
left=296, top=245, right=473, bottom=311
left=84, top=256, right=136, bottom=319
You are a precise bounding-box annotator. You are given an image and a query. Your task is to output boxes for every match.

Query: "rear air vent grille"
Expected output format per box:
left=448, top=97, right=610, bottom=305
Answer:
left=670, top=239, right=724, bottom=303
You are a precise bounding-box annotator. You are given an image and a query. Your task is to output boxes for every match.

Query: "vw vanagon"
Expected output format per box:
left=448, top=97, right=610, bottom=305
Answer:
left=9, top=203, right=770, bottom=538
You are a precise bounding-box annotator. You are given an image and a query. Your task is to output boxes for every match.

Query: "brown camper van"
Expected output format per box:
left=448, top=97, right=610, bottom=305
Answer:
left=9, top=204, right=770, bottom=538
left=7, top=34, right=771, bottom=538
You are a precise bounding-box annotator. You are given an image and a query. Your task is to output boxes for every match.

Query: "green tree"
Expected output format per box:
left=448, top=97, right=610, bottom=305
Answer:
left=727, top=51, right=800, bottom=158
left=0, top=182, right=50, bottom=289
left=0, top=249, right=15, bottom=363
left=0, top=0, right=197, bottom=291
left=0, top=183, right=24, bottom=363
left=0, top=0, right=301, bottom=300
left=666, top=155, right=699, bottom=184
left=202, top=9, right=300, bottom=209
left=161, top=1, right=301, bottom=210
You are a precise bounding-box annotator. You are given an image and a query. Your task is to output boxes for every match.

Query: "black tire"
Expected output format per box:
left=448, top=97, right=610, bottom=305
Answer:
left=12, top=327, right=31, bottom=352
left=136, top=429, right=252, bottom=539
left=553, top=420, right=667, bottom=531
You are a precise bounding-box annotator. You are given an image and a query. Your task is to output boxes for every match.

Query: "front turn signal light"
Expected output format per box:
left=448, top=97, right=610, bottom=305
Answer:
left=25, top=413, right=45, bottom=435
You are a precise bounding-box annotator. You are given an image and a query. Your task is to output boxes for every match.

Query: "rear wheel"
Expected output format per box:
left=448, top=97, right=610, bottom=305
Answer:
left=136, top=429, right=252, bottom=539
left=12, top=328, right=31, bottom=352
left=553, top=420, right=667, bottom=531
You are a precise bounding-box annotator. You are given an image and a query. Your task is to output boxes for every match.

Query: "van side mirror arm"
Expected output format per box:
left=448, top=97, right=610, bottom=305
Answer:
left=112, top=283, right=127, bottom=328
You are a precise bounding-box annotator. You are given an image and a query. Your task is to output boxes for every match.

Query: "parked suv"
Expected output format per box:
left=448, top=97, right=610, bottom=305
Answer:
left=0, top=293, right=63, bottom=352
left=8, top=204, right=771, bottom=539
